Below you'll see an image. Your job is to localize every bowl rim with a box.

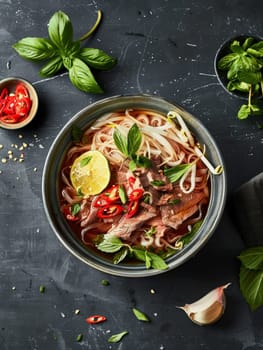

[214,33,263,100]
[42,94,227,277]
[0,76,39,130]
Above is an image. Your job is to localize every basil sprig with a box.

[12,10,117,93]
[217,37,263,120]
[113,123,151,170]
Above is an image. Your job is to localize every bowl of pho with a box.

[42,95,226,277]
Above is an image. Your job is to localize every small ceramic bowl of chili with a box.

[0,77,38,130]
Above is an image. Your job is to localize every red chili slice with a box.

[15,97,32,116]
[86,315,107,324]
[15,83,30,99]
[129,188,144,201]
[0,87,9,101]
[97,204,123,219]
[104,185,120,202]
[3,98,16,115]
[128,176,136,186]
[93,194,111,208]
[0,114,21,123]
[126,200,139,218]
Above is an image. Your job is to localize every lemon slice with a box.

[70,150,110,196]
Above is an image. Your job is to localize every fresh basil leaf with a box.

[230,40,244,54]
[48,11,73,50]
[132,308,150,322]
[39,55,63,77]
[71,203,81,216]
[108,331,128,343]
[79,47,117,70]
[147,251,168,270]
[178,220,203,246]
[238,246,263,270]
[217,53,239,70]
[164,163,192,183]
[80,156,92,167]
[130,154,152,169]
[237,71,262,84]
[69,58,103,93]
[250,104,262,114]
[113,247,129,264]
[242,37,255,50]
[145,251,152,269]
[72,125,83,142]
[237,104,251,120]
[247,48,263,58]
[12,37,56,61]
[168,198,181,205]
[96,234,124,253]
[127,123,142,155]
[250,41,263,51]
[227,80,250,92]
[239,264,263,311]
[113,127,128,156]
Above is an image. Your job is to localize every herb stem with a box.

[248,85,252,107]
[79,10,103,41]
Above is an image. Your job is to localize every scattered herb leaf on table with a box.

[12,10,117,93]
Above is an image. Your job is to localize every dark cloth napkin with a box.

[232,172,263,247]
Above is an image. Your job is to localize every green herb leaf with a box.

[12,37,56,61]
[129,154,152,170]
[127,123,142,155]
[39,285,45,293]
[230,40,244,54]
[227,80,251,92]
[168,198,181,205]
[101,279,110,286]
[237,104,251,120]
[71,203,81,216]
[108,331,128,343]
[132,308,150,322]
[177,220,203,246]
[237,71,262,84]
[69,58,103,93]
[113,127,129,156]
[242,37,255,50]
[132,249,168,270]
[76,333,83,342]
[237,246,263,270]
[79,47,117,70]
[48,11,73,51]
[118,185,127,204]
[218,53,239,71]
[164,163,192,183]
[96,234,124,253]
[113,247,129,264]
[39,56,63,77]
[239,264,263,311]
[80,156,92,167]
[150,180,165,187]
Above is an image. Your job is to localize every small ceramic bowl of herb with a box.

[0,77,38,130]
[214,34,263,119]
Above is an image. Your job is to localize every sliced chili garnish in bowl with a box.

[129,188,144,201]
[126,200,139,218]
[97,204,123,219]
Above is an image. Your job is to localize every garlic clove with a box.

[178,283,231,326]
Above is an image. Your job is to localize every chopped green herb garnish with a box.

[118,185,127,204]
[39,285,45,293]
[150,180,165,186]
[80,156,92,167]
[71,203,81,216]
[168,198,181,205]
[76,333,83,342]
[108,331,128,343]
[164,163,192,183]
[132,308,150,322]
[101,279,110,286]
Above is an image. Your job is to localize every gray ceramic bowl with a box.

[42,95,227,277]
[214,34,262,100]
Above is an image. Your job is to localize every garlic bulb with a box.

[178,283,231,325]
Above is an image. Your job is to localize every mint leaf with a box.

[239,264,263,311]
[132,308,150,322]
[238,246,263,270]
[108,331,128,343]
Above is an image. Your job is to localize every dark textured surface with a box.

[0,1,263,349]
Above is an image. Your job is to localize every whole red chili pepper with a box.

[86,315,107,324]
